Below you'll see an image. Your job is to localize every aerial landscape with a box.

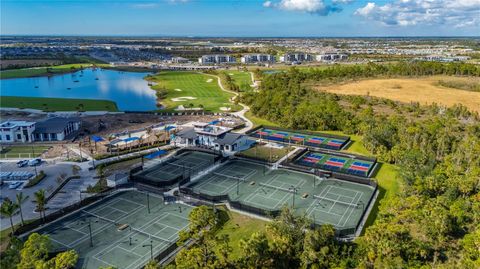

[0,1,479,269]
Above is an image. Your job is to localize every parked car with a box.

[8,181,23,189]
[28,158,41,166]
[17,160,28,167]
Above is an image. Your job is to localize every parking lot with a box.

[0,160,93,228]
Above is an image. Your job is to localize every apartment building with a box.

[279,52,315,63]
[198,54,236,64]
[316,53,348,62]
[240,54,276,63]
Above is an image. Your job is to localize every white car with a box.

[28,158,41,166]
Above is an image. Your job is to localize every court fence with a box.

[284,150,378,184]
[246,125,351,150]
[14,188,124,236]
[131,148,226,188]
[179,186,281,218]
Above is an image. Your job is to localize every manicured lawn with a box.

[223,70,253,91]
[147,71,240,112]
[0,63,107,79]
[237,143,293,162]
[216,210,267,259]
[0,96,118,112]
[0,145,51,159]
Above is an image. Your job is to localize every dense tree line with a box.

[236,66,480,268]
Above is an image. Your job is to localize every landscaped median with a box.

[0,96,119,112]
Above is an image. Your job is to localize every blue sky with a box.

[1,0,479,37]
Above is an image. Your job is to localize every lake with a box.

[0,68,158,111]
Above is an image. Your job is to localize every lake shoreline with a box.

[0,68,157,111]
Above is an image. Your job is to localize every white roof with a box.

[0,120,35,128]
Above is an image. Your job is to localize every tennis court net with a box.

[130,227,173,244]
[313,195,360,209]
[259,182,296,194]
[212,172,247,182]
[82,210,119,226]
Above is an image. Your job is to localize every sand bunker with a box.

[219,107,231,111]
[171,96,197,102]
[229,73,234,76]
[174,89,182,92]
[206,79,213,83]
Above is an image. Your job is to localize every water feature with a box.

[0,68,158,111]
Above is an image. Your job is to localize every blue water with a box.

[0,68,158,111]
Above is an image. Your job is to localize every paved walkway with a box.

[203,73,254,134]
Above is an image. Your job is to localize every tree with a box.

[238,232,272,268]
[144,260,161,269]
[16,192,29,226]
[34,189,47,221]
[17,233,78,269]
[175,206,231,269]
[0,198,19,235]
[46,250,79,269]
[18,233,51,269]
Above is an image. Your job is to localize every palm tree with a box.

[15,192,29,226]
[0,199,19,235]
[34,189,47,221]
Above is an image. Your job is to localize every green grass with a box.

[0,63,106,79]
[243,114,401,229]
[237,143,293,162]
[244,111,280,127]
[0,145,51,159]
[0,96,118,112]
[216,210,267,259]
[147,71,240,112]
[224,70,253,91]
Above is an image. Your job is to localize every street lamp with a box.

[289,185,298,209]
[143,240,153,260]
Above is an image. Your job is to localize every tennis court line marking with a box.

[92,212,179,267]
[92,255,117,268]
[305,185,333,219]
[68,204,146,247]
[339,192,363,228]
[48,237,71,249]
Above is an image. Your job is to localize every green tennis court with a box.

[186,159,375,232]
[30,191,192,269]
[135,151,215,186]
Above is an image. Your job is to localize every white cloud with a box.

[263,1,272,8]
[332,0,354,4]
[355,0,480,28]
[132,3,159,9]
[264,0,342,15]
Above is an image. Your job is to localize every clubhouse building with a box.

[173,122,249,154]
[0,117,81,143]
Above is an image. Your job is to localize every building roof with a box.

[176,128,198,139]
[214,133,244,145]
[0,120,35,128]
[33,117,80,134]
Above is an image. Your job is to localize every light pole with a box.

[88,221,93,247]
[31,145,38,177]
[143,240,153,260]
[146,193,150,214]
[289,185,298,209]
